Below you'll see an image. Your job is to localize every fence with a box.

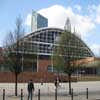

[1,87,100,100]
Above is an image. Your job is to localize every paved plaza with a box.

[0,93,100,100]
[0,81,100,100]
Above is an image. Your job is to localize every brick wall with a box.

[0,72,77,83]
[38,59,51,72]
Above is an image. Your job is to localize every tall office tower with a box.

[31,11,48,32]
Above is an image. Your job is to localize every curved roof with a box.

[20,27,94,58]
[25,27,63,38]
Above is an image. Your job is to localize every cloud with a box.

[25,5,96,38]
[38,5,67,28]
[38,5,95,38]
[90,44,100,57]
[95,15,100,24]
[95,5,100,24]
[88,4,100,24]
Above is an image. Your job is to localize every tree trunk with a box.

[15,72,18,96]
[68,74,71,95]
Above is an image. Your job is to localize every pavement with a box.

[0,94,100,100]
[0,81,100,100]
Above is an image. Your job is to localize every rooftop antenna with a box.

[64,17,71,32]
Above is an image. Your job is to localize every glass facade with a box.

[10,28,94,72]
[31,11,48,32]
[16,28,94,58]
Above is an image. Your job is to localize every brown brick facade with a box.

[38,59,51,72]
[0,72,77,83]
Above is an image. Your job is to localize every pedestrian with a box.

[27,80,34,100]
[54,77,59,88]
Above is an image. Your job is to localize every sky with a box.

[0,0,100,56]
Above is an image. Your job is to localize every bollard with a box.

[3,89,5,100]
[38,89,40,100]
[21,89,23,100]
[86,88,88,99]
[71,88,73,100]
[55,88,57,100]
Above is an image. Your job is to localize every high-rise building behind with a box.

[31,11,48,32]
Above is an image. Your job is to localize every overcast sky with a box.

[0,0,100,56]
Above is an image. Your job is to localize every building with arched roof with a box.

[0,12,98,82]
[0,27,98,82]
[10,27,94,73]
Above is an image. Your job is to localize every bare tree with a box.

[3,16,25,96]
